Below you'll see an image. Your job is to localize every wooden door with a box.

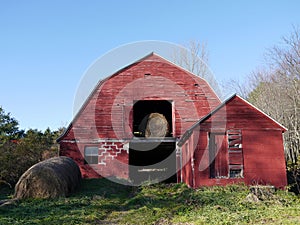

[209,133,228,178]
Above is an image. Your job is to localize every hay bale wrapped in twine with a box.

[145,113,169,138]
[14,156,81,199]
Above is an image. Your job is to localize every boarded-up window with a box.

[227,130,243,178]
[84,146,98,164]
[209,130,244,179]
[209,133,228,178]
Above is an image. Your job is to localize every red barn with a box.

[58,53,287,188]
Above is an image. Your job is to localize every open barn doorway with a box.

[132,100,173,137]
[129,100,177,184]
[129,141,177,184]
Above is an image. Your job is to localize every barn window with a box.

[227,130,244,178]
[209,130,244,179]
[84,146,98,164]
[229,167,243,178]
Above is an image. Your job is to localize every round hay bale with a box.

[14,156,81,199]
[145,113,169,138]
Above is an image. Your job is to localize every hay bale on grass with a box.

[14,156,81,199]
[145,113,169,138]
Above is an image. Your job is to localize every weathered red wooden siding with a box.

[187,95,287,188]
[181,139,194,187]
[59,53,220,179]
[242,130,286,188]
[92,54,220,139]
[192,131,244,187]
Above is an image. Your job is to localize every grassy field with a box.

[0,179,300,224]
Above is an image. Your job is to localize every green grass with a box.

[0,179,299,224]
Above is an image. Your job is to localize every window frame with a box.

[227,129,244,179]
[84,146,99,165]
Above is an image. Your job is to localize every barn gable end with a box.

[178,94,287,188]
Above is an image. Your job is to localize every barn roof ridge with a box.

[177,94,287,146]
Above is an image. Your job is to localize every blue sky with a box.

[0,1,299,131]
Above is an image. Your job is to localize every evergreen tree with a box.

[0,106,24,146]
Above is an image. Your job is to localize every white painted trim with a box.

[236,94,288,131]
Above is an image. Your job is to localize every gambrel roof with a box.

[57,52,220,142]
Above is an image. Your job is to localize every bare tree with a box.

[247,27,300,163]
[172,40,222,98]
[173,40,209,76]
[221,77,251,99]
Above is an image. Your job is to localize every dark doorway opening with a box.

[133,100,173,137]
[129,141,177,185]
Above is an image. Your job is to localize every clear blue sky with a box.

[0,1,299,131]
